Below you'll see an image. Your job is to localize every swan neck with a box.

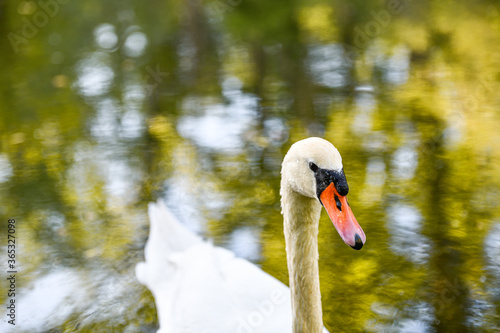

[282,186,323,333]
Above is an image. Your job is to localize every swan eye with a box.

[309,162,319,172]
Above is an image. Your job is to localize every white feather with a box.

[136,201,306,333]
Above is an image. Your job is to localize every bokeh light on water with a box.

[1,0,500,331]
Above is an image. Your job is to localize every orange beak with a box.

[320,183,366,250]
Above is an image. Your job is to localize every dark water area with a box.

[0,0,500,331]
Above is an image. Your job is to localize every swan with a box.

[136,137,366,333]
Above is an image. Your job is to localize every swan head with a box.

[282,137,366,250]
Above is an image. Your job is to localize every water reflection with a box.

[17,268,145,332]
[75,52,115,97]
[94,24,118,50]
[387,203,430,265]
[352,91,376,134]
[486,223,500,280]
[0,154,14,183]
[1,0,500,331]
[178,77,259,152]
[392,144,418,179]
[227,227,262,261]
[383,45,410,85]
[308,44,347,88]
[123,29,148,58]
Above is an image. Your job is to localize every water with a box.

[1,0,500,331]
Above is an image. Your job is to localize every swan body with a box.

[136,137,365,333]
[136,201,297,333]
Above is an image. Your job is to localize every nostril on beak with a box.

[351,234,364,250]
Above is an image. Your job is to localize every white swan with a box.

[136,137,366,333]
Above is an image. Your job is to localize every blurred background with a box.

[1,0,500,331]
